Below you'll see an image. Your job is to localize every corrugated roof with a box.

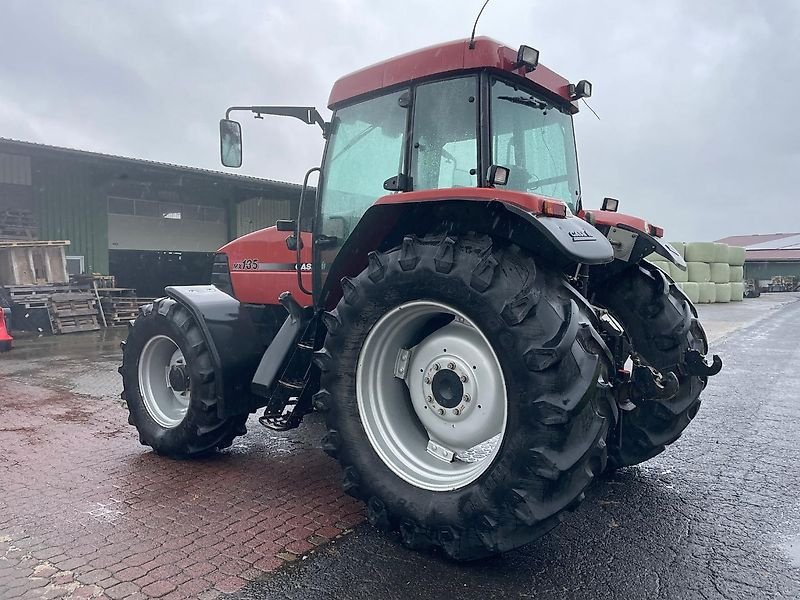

[745,249,800,262]
[745,234,800,251]
[716,233,800,248]
[0,137,302,191]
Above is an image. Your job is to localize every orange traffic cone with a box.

[0,307,12,352]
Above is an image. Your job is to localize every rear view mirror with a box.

[220,119,242,168]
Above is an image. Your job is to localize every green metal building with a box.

[0,138,301,295]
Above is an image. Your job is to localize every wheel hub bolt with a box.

[424,376,431,384]
[426,395,433,403]
[438,408,445,416]
[433,363,440,371]
[460,375,468,383]
[463,394,471,402]
[453,408,460,416]
[447,362,456,370]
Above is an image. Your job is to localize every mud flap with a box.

[250,292,314,398]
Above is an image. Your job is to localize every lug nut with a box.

[424,376,431,384]
[438,408,445,416]
[453,408,460,416]
[426,395,433,403]
[433,363,440,371]
[463,394,471,402]
[447,362,456,370]
[460,375,468,383]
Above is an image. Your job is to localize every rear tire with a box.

[315,234,612,560]
[120,298,248,457]
[595,262,708,469]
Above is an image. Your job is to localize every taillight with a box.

[542,199,568,218]
[211,253,235,297]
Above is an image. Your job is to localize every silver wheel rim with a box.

[138,335,191,429]
[356,300,508,492]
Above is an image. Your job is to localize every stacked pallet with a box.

[96,288,154,326]
[3,283,77,309]
[0,208,38,240]
[47,293,101,334]
[648,243,746,303]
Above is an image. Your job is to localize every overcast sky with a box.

[1,1,798,241]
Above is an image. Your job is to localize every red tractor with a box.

[120,37,721,560]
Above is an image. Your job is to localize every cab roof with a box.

[328,37,575,109]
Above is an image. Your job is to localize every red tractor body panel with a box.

[328,37,575,109]
[374,187,567,215]
[581,209,664,238]
[219,227,312,305]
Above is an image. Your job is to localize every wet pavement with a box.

[1,294,798,599]
[0,329,362,599]
[228,294,800,600]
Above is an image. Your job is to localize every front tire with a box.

[120,298,247,457]
[315,234,612,560]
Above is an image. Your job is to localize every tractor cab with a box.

[219,38,596,301]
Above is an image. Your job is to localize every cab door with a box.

[313,89,409,302]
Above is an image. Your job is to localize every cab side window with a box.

[411,77,479,190]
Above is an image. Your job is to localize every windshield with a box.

[490,79,580,211]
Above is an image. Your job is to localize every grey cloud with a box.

[1,0,798,241]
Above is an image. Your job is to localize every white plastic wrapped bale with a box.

[728,246,746,267]
[713,243,729,264]
[687,261,712,283]
[685,242,717,263]
[645,250,667,262]
[677,281,700,303]
[730,266,744,282]
[698,282,716,304]
[668,241,686,258]
[645,255,670,273]
[715,282,732,303]
[668,262,688,282]
[730,281,745,302]
[710,262,731,284]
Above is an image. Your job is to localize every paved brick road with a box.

[0,331,363,599]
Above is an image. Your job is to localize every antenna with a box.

[468,0,492,49]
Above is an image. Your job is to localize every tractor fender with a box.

[319,189,613,308]
[164,285,281,417]
[584,210,686,270]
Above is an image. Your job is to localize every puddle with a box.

[781,536,800,568]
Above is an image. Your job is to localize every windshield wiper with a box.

[330,124,377,162]
[497,95,549,111]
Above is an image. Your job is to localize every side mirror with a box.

[220,119,242,168]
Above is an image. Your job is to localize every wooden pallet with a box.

[100,296,155,326]
[0,240,70,248]
[3,284,83,308]
[48,293,100,334]
[0,209,38,240]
